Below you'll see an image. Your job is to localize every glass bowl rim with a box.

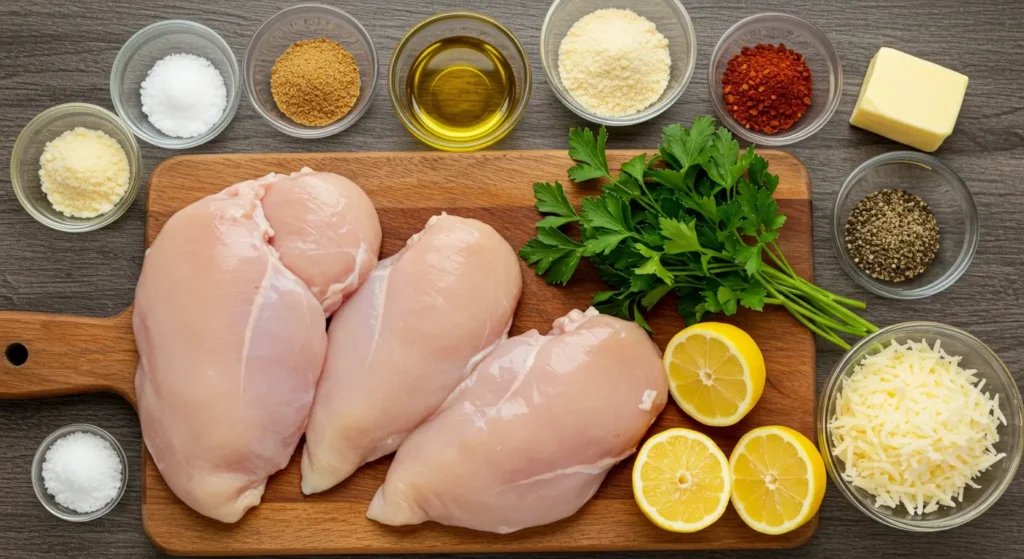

[243,3,379,140]
[31,423,129,522]
[387,10,532,151]
[10,102,142,233]
[830,151,979,300]
[707,12,843,146]
[816,321,1024,532]
[539,0,697,127]
[109,19,242,149]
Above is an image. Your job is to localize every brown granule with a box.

[271,38,360,127]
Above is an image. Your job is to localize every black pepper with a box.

[844,189,940,283]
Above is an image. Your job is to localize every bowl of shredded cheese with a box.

[819,322,1023,531]
[11,103,142,232]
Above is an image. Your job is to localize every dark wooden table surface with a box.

[2,0,1023,557]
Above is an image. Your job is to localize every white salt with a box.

[42,431,123,513]
[140,53,227,138]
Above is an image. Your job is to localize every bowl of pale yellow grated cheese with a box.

[818,322,1023,531]
[11,103,142,233]
[541,0,696,126]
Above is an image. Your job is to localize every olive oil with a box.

[406,36,517,142]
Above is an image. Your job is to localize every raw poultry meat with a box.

[301,214,522,495]
[261,170,381,315]
[134,170,380,523]
[366,308,667,533]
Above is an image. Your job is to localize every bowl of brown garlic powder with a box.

[832,151,979,300]
[244,4,378,139]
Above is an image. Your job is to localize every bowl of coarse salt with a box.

[32,424,127,522]
[111,20,241,149]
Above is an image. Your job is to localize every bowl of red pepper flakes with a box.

[708,13,842,146]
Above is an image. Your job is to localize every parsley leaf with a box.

[733,242,763,276]
[660,217,702,254]
[582,196,631,233]
[568,127,609,182]
[641,283,673,310]
[717,285,739,315]
[519,228,584,285]
[747,155,780,193]
[634,245,674,286]
[660,117,715,171]
[533,181,579,221]
[620,153,649,186]
[536,215,580,228]
[583,232,630,256]
[739,283,767,311]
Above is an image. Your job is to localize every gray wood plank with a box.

[1,0,1022,557]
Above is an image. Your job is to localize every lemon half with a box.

[663,322,766,427]
[729,425,826,535]
[632,428,731,533]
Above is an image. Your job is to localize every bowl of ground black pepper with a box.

[833,152,979,300]
[708,13,842,146]
[244,4,378,138]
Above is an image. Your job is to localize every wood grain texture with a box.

[1,1,1023,558]
[3,149,812,555]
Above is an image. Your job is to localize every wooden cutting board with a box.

[0,149,815,555]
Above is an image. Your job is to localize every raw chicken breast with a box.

[134,171,380,523]
[301,214,522,495]
[366,308,667,534]
[261,169,381,315]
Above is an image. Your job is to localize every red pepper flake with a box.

[721,43,812,135]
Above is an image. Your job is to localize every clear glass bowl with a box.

[245,4,378,139]
[832,152,978,299]
[818,322,1023,531]
[541,0,696,126]
[708,13,842,146]
[111,20,241,149]
[32,424,129,522]
[388,11,531,151]
[10,103,142,233]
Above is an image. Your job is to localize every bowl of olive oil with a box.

[389,12,531,151]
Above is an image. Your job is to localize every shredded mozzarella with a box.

[828,338,1006,515]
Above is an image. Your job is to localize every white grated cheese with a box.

[828,338,1006,515]
[557,9,671,117]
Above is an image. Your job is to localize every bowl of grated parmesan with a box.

[11,103,142,232]
[818,322,1023,531]
[541,0,696,126]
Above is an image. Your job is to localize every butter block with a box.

[850,48,968,152]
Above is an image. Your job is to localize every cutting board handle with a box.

[0,308,137,406]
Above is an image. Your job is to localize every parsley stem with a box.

[774,294,849,349]
[764,241,795,276]
[764,272,876,334]
[759,276,868,336]
[762,267,872,316]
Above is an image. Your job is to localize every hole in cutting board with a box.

[4,343,28,367]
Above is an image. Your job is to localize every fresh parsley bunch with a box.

[520,117,877,349]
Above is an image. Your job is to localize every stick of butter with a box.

[850,48,968,152]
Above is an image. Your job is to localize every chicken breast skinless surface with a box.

[134,170,381,523]
[301,214,523,495]
[366,308,668,533]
